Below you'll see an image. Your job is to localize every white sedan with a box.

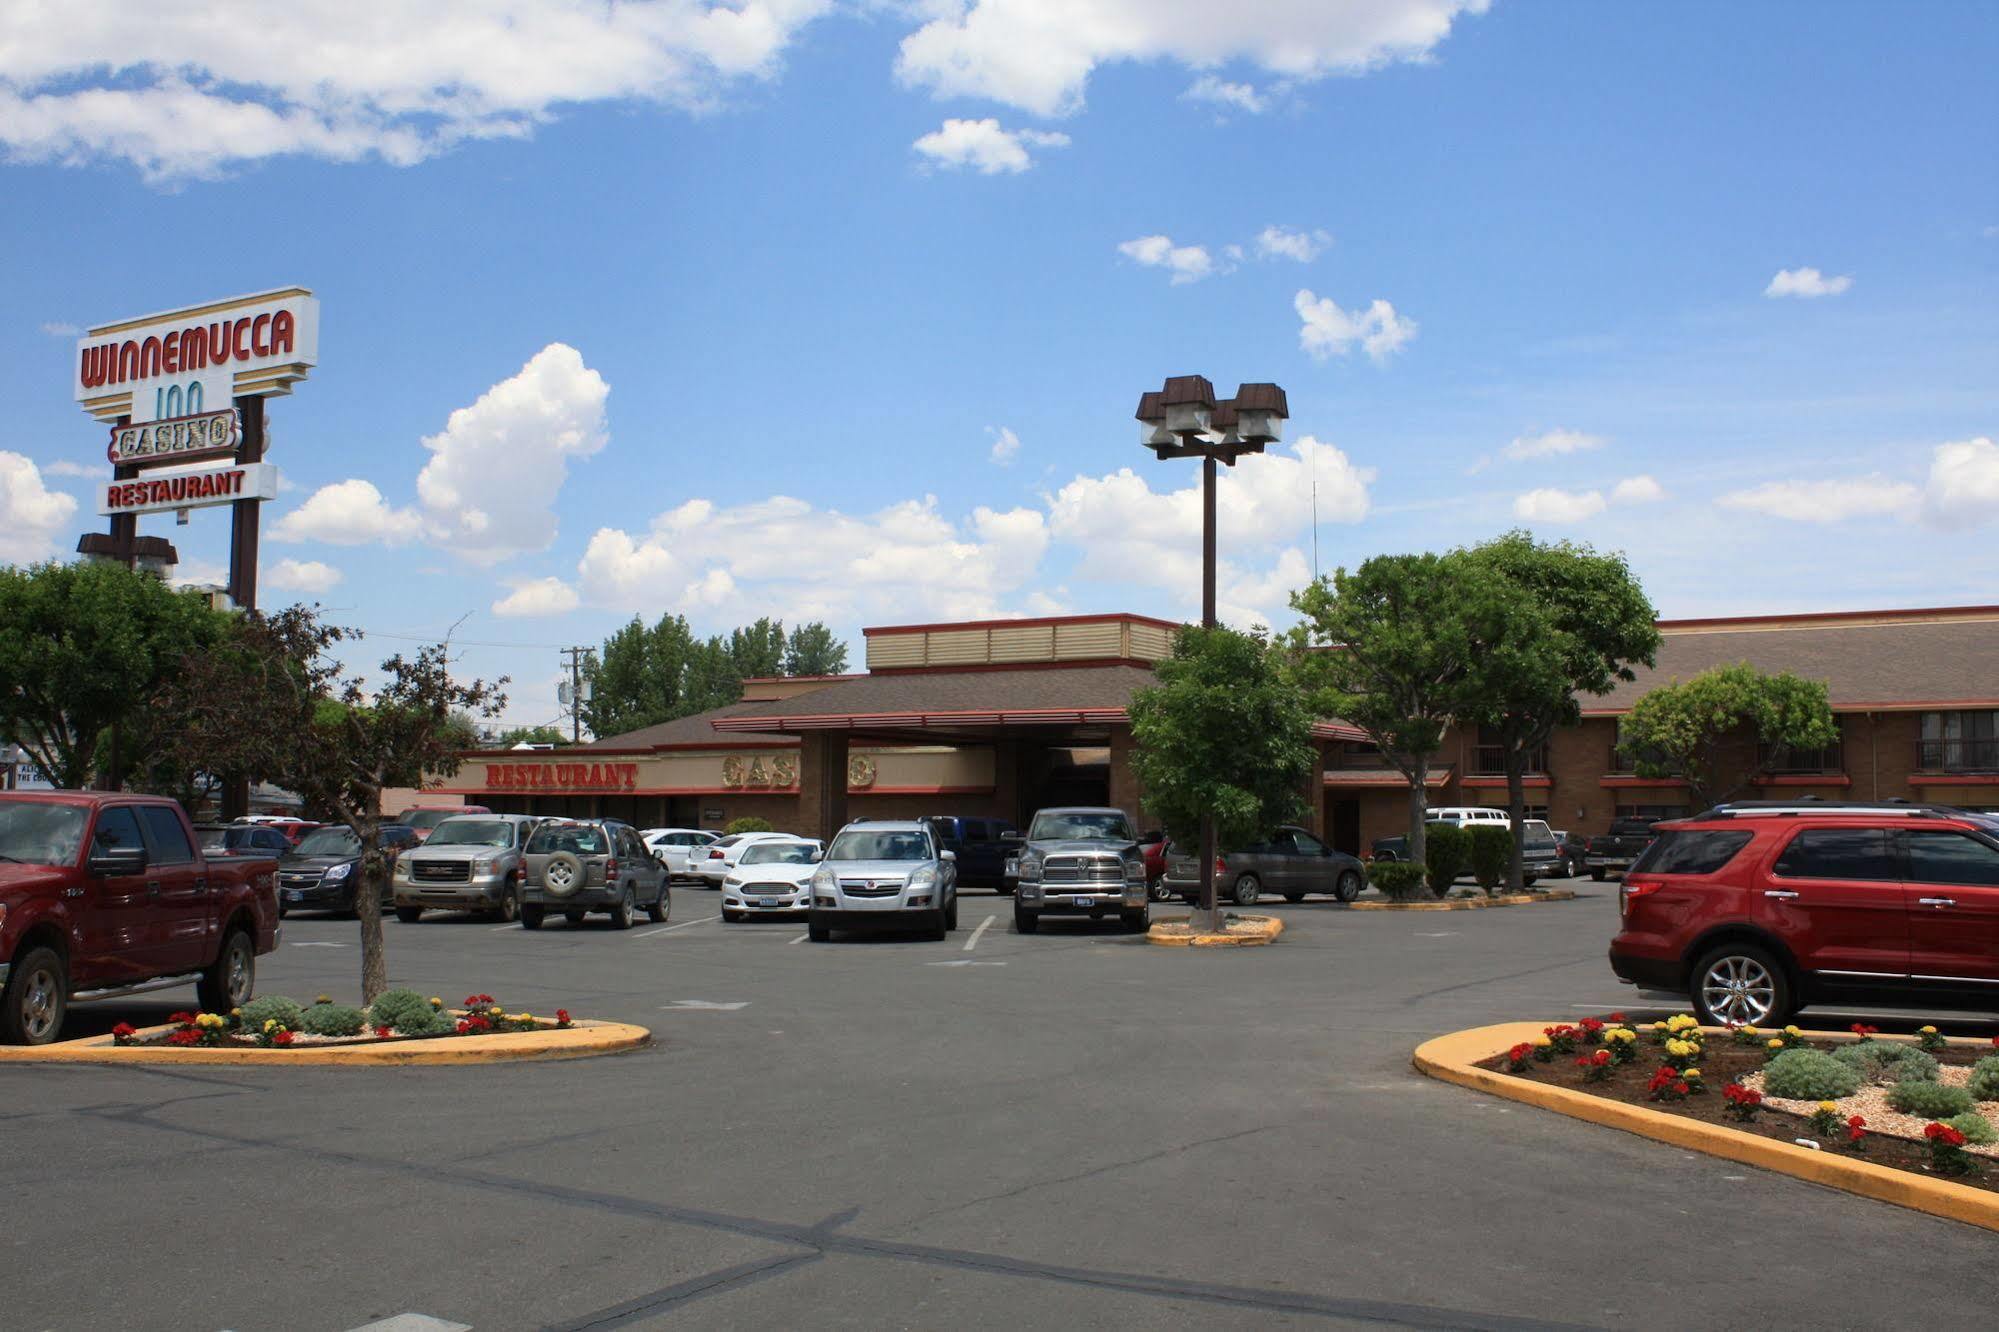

[721,839,823,921]
[642,827,719,880]
[692,830,794,887]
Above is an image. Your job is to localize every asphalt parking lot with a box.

[11,887,1998,1331]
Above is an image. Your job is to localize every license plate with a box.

[1072,895,1093,907]
[759,897,781,908]
[285,889,304,901]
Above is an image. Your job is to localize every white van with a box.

[1427,806,1510,829]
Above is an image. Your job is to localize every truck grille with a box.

[839,879,903,898]
[1043,856,1123,884]
[280,869,323,889]
[412,860,472,883]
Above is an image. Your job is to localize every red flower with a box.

[1592,1050,1611,1065]
[556,1009,571,1025]
[273,1030,293,1047]
[1850,1023,1878,1038]
[166,1029,201,1046]
[1581,1017,1604,1033]
[1923,1122,1967,1147]
[168,1011,196,1025]
[455,1020,470,1035]
[111,1022,136,1039]
[1608,1012,1627,1024]
[375,1025,392,1039]
[1848,1115,1866,1128]
[1672,1081,1690,1095]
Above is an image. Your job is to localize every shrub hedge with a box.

[1762,1047,1864,1100]
[1424,824,1470,898]
[1467,825,1511,896]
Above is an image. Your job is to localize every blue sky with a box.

[2,1,1995,730]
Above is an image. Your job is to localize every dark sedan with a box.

[277,823,418,916]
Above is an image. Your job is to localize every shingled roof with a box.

[1590,607,1999,713]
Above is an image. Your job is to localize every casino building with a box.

[433,605,1999,850]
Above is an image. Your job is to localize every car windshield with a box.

[1027,812,1133,841]
[0,801,88,866]
[294,827,360,857]
[527,825,608,856]
[400,809,466,832]
[742,842,816,866]
[197,828,233,850]
[827,829,932,861]
[425,819,515,848]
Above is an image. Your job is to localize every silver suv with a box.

[520,819,669,931]
[392,813,541,923]
[1009,806,1148,935]
[807,821,958,942]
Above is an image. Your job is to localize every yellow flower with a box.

[1919,1025,1938,1035]
[429,996,443,1009]
[517,1012,534,1023]
[316,994,332,1005]
[1651,1021,1667,1032]
[1667,1014,1698,1032]
[1783,1025,1803,1037]
[1741,1024,1759,1035]
[1665,1038,1699,1058]
[1534,1036,1552,1048]
[263,1019,278,1032]
[1683,1068,1702,1080]
[1767,1038,1784,1050]
[1817,1100,1839,1114]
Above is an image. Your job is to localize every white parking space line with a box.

[489,922,520,931]
[633,915,719,939]
[789,931,809,944]
[289,941,347,948]
[963,915,996,951]
[346,1315,471,1332]
[662,999,749,1010]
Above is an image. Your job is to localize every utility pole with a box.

[559,646,594,743]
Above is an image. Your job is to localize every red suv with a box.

[1609,802,1999,1027]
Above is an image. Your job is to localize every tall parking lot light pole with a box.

[1135,376,1288,927]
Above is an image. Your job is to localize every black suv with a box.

[920,816,1017,889]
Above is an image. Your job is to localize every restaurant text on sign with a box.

[488,762,640,793]
[96,463,279,518]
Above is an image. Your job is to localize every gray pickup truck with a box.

[1007,806,1150,935]
[392,813,542,923]
[1585,818,1662,881]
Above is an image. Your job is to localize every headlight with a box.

[1124,857,1145,880]
[472,857,499,875]
[907,865,938,891]
[724,875,742,888]
[812,865,835,891]
[392,859,410,879]
[1018,851,1042,880]
[325,862,352,881]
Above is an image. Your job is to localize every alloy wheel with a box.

[21,964,59,1043]
[1700,955,1776,1025]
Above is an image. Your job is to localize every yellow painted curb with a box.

[1352,889,1578,912]
[1414,1021,1999,1234]
[0,1018,652,1067]
[1146,914,1284,947]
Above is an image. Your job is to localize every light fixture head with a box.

[1158,374,1216,438]
[1134,390,1172,448]
[1231,382,1288,444]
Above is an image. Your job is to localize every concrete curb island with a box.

[1414,1020,1999,1235]
[1352,889,1579,912]
[0,1018,653,1067]
[1146,914,1284,947]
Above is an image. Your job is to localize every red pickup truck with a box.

[0,792,280,1045]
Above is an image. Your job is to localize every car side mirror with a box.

[89,845,148,877]
[810,849,824,863]
[940,849,957,862]
[1001,831,1023,843]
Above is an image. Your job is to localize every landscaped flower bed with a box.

[1480,1016,1999,1191]
[110,990,576,1050]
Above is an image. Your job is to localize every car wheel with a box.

[1283,891,1305,904]
[1148,879,1173,903]
[723,909,743,923]
[1590,866,1607,882]
[808,917,831,942]
[495,889,519,924]
[1120,907,1149,934]
[520,904,544,930]
[996,879,1015,897]
[1334,869,1363,903]
[394,905,423,924]
[565,911,587,926]
[647,885,670,924]
[944,894,959,931]
[196,930,255,1013]
[1,946,67,1046]
[1691,943,1794,1028]
[1014,904,1040,934]
[925,912,947,942]
[1523,875,1538,889]
[610,887,636,930]
[1232,874,1262,906]
[277,902,289,919]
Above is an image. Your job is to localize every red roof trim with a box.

[866,657,1156,676]
[863,612,1183,637]
[1909,774,1999,786]
[1582,699,1999,718]
[736,673,866,685]
[856,785,997,796]
[1460,775,1553,790]
[1600,776,1688,789]
[1754,774,1854,788]
[1656,604,1999,631]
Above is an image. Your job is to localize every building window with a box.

[1918,711,1999,773]
[1608,720,1668,775]
[1756,736,1845,774]
[1615,803,1687,821]
[1473,726,1547,776]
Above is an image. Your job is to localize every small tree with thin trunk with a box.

[1617,663,1839,811]
[1288,552,1505,882]
[1459,532,1660,891]
[147,606,503,1001]
[1129,626,1315,932]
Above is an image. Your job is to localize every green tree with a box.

[0,561,228,789]
[1288,552,1506,872]
[783,622,849,676]
[1460,532,1660,890]
[729,617,788,679]
[1617,663,1840,811]
[495,724,569,748]
[1129,626,1315,930]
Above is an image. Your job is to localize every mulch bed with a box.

[1476,1023,1999,1194]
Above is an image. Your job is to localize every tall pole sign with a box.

[73,287,319,610]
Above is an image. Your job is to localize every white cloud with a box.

[1294,289,1416,362]
[1513,488,1608,524]
[988,425,1022,466]
[1764,267,1853,298]
[1117,234,1219,284]
[1182,75,1267,115]
[414,343,609,565]
[41,459,104,479]
[1046,436,1372,601]
[911,117,1068,173]
[1610,475,1666,505]
[1255,225,1331,263]
[0,2,836,180]
[1923,437,1999,530]
[576,494,1050,622]
[493,576,581,617]
[896,0,1488,118]
[266,558,343,594]
[40,321,80,337]
[0,452,78,563]
[1718,476,1920,523]
[1503,428,1604,462]
[168,559,229,590]
[271,479,422,546]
